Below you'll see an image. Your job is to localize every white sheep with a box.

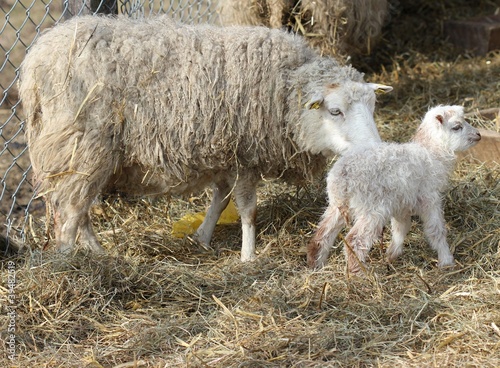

[307,105,481,274]
[19,15,392,261]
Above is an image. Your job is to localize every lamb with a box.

[19,15,392,261]
[307,105,481,274]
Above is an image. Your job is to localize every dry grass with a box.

[1,1,500,367]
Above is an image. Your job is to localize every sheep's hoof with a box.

[56,244,75,255]
[190,232,213,249]
[437,258,456,269]
[240,253,257,262]
[186,235,216,254]
[86,242,106,254]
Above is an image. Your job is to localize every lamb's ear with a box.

[436,114,444,124]
[367,83,393,94]
[305,92,324,110]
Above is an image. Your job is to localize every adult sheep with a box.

[19,15,392,261]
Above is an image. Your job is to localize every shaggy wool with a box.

[20,15,364,206]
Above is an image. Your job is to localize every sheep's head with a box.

[421,105,481,153]
[297,81,392,156]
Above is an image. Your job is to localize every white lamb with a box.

[307,105,481,274]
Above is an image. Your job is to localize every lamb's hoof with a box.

[347,261,370,277]
[386,248,403,263]
[306,250,328,270]
[308,258,327,270]
[437,253,455,268]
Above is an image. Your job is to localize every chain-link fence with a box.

[0,0,220,252]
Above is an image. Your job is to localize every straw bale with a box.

[218,0,389,55]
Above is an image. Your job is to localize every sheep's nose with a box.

[476,131,481,141]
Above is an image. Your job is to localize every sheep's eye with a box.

[329,108,342,116]
[451,124,463,131]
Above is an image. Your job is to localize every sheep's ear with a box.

[305,92,324,110]
[436,114,444,124]
[368,83,393,94]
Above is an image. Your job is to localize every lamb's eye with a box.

[451,124,463,131]
[329,108,342,116]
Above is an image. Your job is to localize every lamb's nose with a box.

[476,131,482,141]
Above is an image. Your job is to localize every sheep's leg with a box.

[53,207,62,244]
[79,211,105,253]
[307,205,346,269]
[194,181,231,247]
[52,193,104,253]
[234,175,259,262]
[420,204,454,268]
[55,204,84,254]
[345,216,383,274]
[386,214,412,262]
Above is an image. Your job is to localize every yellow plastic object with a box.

[217,199,239,224]
[171,199,239,238]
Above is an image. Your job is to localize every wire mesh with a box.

[0,0,220,253]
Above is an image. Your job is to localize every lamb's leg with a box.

[386,214,412,262]
[234,175,259,262]
[307,205,346,269]
[194,181,231,247]
[420,204,454,268]
[345,215,384,274]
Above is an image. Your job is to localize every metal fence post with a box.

[63,0,118,19]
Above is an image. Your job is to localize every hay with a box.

[218,0,389,56]
[2,160,498,366]
[1,1,500,366]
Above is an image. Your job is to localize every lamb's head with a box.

[419,105,481,152]
[297,81,392,156]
